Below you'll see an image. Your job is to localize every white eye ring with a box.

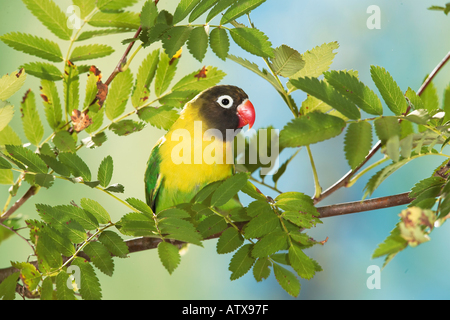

[217,95,234,109]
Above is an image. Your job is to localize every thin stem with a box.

[347,157,389,188]
[307,146,322,199]
[249,176,282,194]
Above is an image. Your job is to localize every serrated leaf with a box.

[140,0,158,29]
[273,263,300,297]
[289,243,316,280]
[173,0,202,24]
[197,214,227,238]
[270,45,304,78]
[420,77,439,113]
[70,44,115,62]
[55,204,99,230]
[243,209,280,239]
[216,227,244,254]
[0,32,63,62]
[206,0,237,22]
[154,51,179,97]
[325,70,383,115]
[374,116,400,144]
[76,28,134,42]
[172,66,226,92]
[229,243,255,280]
[159,217,203,246]
[187,26,208,62]
[22,61,61,81]
[0,104,14,134]
[189,0,220,22]
[40,276,53,300]
[55,271,77,300]
[11,262,41,292]
[83,242,114,276]
[40,79,63,130]
[132,49,160,108]
[63,61,79,118]
[158,241,181,274]
[109,119,146,136]
[209,27,229,61]
[372,224,407,266]
[59,152,91,181]
[38,223,74,256]
[159,90,198,108]
[279,112,346,148]
[138,106,179,130]
[98,230,129,258]
[344,121,372,169]
[105,68,133,121]
[104,183,124,193]
[0,169,14,185]
[126,197,153,216]
[98,155,113,188]
[252,231,288,258]
[0,157,12,170]
[0,272,19,300]
[6,144,48,174]
[89,11,140,29]
[211,173,248,207]
[21,90,44,146]
[71,257,102,300]
[116,212,156,236]
[35,173,55,188]
[370,66,407,116]
[253,257,271,282]
[162,26,193,58]
[0,69,27,101]
[410,176,445,199]
[80,198,111,224]
[229,27,274,58]
[0,126,22,147]
[289,77,360,119]
[386,135,400,162]
[221,0,266,24]
[97,0,138,11]
[52,131,77,153]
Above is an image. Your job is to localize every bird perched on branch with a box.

[145,85,255,213]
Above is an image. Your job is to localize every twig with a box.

[0,186,38,223]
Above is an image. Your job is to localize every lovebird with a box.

[145,85,255,213]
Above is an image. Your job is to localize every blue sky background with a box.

[1,0,450,299]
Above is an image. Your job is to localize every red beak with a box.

[236,99,255,129]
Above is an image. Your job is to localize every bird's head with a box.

[192,85,255,136]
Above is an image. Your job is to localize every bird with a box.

[145,85,255,213]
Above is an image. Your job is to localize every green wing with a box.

[144,138,163,212]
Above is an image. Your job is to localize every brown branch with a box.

[0,186,38,223]
[314,50,450,205]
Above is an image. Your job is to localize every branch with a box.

[314,50,450,204]
[0,186,38,223]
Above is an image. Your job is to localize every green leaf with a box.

[187,26,208,62]
[22,0,72,40]
[273,263,300,297]
[372,224,407,265]
[10,262,41,292]
[410,176,445,199]
[0,272,19,300]
[109,119,146,136]
[189,0,220,22]
[37,223,74,256]
[0,169,14,185]
[158,241,181,274]
[0,69,27,101]
[206,0,237,22]
[159,208,191,219]
[279,112,346,148]
[216,227,244,254]
[0,104,14,134]
[374,116,401,144]
[89,11,140,29]
[0,157,12,170]
[270,45,304,78]
[83,242,114,276]
[70,44,115,62]
[63,61,79,118]
[141,0,158,29]
[253,257,271,282]
[52,131,77,153]
[40,276,54,300]
[98,230,129,258]
[159,217,203,246]
[97,0,138,11]
[209,27,229,61]
[55,271,77,300]
[173,0,202,24]
[211,173,248,207]
[221,0,266,25]
[229,27,274,58]
[344,121,373,169]
[71,257,102,300]
[243,209,280,239]
[6,144,47,174]
[126,197,153,216]
[105,68,133,121]
[252,231,288,258]
[20,90,44,146]
[36,203,86,243]
[55,204,99,231]
[104,183,124,193]
[197,215,227,238]
[76,28,134,42]
[289,77,360,119]
[229,243,256,280]
[370,66,407,116]
[35,173,55,188]
[80,198,111,224]
[159,90,198,108]
[289,243,316,279]
[172,66,226,92]
[162,26,193,58]
[325,70,383,115]
[154,51,179,97]
[116,212,156,236]
[132,49,160,108]
[420,78,439,113]
[0,32,63,62]
[40,79,63,130]
[98,155,113,188]
[386,135,400,162]
[59,152,91,181]
[0,126,22,147]
[22,61,61,81]
[138,106,179,130]
[240,180,266,201]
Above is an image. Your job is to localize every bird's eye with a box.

[217,95,234,109]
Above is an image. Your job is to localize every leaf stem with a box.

[306,146,322,199]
